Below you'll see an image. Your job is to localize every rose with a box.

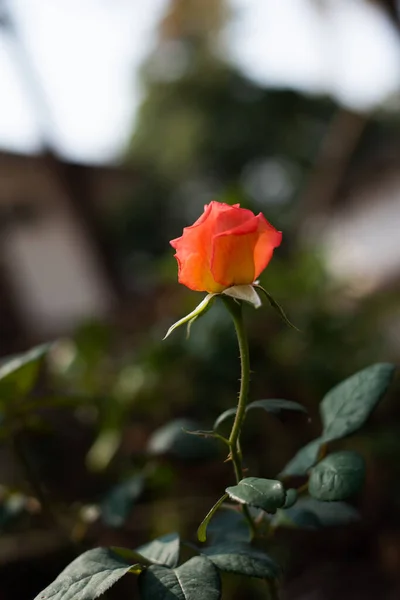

[170,201,282,293]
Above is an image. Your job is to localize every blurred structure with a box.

[0,150,137,353]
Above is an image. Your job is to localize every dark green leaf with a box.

[147,419,219,461]
[213,408,237,431]
[285,497,360,527]
[246,399,307,417]
[33,547,137,600]
[101,475,144,528]
[308,451,366,501]
[136,533,180,568]
[0,344,51,397]
[138,556,221,600]
[271,508,321,530]
[320,363,395,441]
[202,543,280,580]
[279,438,323,477]
[206,506,252,544]
[226,477,286,513]
[282,488,298,509]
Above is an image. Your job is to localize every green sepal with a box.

[164,294,217,340]
[222,285,262,308]
[254,285,299,330]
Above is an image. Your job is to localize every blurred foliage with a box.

[2,1,400,599]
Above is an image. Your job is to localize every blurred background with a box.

[1,0,400,598]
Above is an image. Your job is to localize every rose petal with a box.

[211,214,281,287]
[170,202,281,293]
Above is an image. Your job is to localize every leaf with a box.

[33,547,138,600]
[100,475,145,528]
[246,399,307,417]
[222,285,262,309]
[308,451,366,501]
[197,494,228,542]
[271,508,321,530]
[147,419,219,461]
[213,408,237,431]
[138,556,221,600]
[206,506,252,544]
[254,286,299,330]
[284,497,360,527]
[279,438,323,477]
[164,294,217,340]
[0,344,51,397]
[136,533,180,568]
[320,363,395,442]
[86,429,121,472]
[282,488,298,509]
[226,477,286,513]
[202,543,280,580]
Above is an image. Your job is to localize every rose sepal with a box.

[254,285,299,330]
[222,284,262,309]
[163,293,218,340]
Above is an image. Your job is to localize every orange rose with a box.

[170,202,282,293]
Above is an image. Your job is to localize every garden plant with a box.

[4,201,395,599]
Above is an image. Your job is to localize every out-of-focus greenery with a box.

[3,1,400,599]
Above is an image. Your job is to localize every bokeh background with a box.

[1,0,400,598]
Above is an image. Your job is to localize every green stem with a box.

[222,297,256,538]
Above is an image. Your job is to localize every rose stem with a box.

[222,296,256,538]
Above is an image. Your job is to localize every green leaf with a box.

[206,506,252,544]
[213,408,237,431]
[138,556,221,600]
[222,285,262,308]
[246,399,307,417]
[86,429,121,472]
[282,488,298,509]
[197,494,228,543]
[100,475,144,528]
[147,419,219,461]
[308,451,366,501]
[279,438,323,477]
[136,533,180,568]
[33,547,138,600]
[0,344,51,397]
[202,543,280,580]
[271,508,320,530]
[320,363,395,442]
[226,477,286,513]
[164,294,217,340]
[284,497,360,527]
[254,286,299,330]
